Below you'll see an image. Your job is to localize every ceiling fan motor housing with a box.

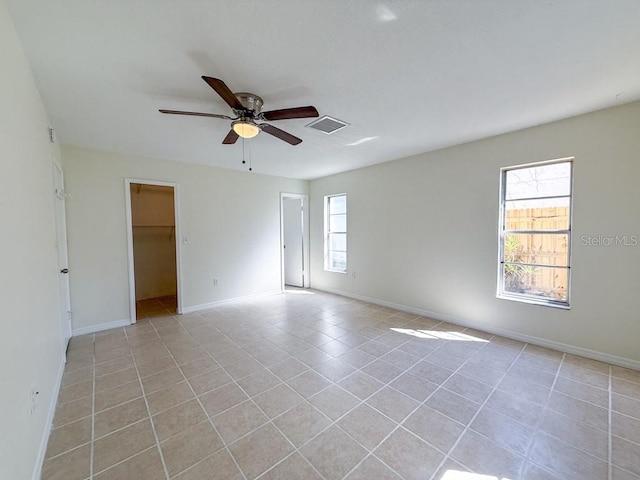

[234,92,263,116]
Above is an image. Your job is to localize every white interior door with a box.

[283,197,304,287]
[53,161,72,354]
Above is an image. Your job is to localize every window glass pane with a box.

[503,233,569,266]
[505,162,571,200]
[503,265,568,302]
[329,213,346,232]
[329,251,347,271]
[325,194,347,272]
[505,198,570,231]
[329,195,346,214]
[329,233,346,251]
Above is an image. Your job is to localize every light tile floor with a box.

[43,289,640,480]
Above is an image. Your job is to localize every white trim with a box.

[173,183,184,315]
[280,193,310,290]
[316,287,640,371]
[497,157,574,308]
[32,355,66,480]
[72,318,131,336]
[324,193,347,274]
[124,180,136,323]
[124,178,183,324]
[181,290,282,314]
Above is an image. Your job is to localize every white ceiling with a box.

[6,0,640,180]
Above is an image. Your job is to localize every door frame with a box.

[280,193,310,290]
[52,156,72,354]
[124,178,183,323]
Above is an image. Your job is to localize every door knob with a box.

[60,268,69,274]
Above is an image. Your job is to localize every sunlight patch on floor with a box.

[390,328,490,343]
[284,288,316,295]
[440,470,509,480]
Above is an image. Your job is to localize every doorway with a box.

[125,179,182,322]
[280,193,310,289]
[53,159,71,355]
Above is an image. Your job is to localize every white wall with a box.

[62,145,308,330]
[310,101,640,365]
[0,1,65,478]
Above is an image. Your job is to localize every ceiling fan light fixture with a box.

[232,120,260,139]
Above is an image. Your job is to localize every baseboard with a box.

[32,354,66,480]
[72,290,284,332]
[181,290,283,314]
[72,318,131,336]
[316,287,640,371]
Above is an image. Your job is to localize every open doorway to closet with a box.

[280,193,310,290]
[125,179,182,322]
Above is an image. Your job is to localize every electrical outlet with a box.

[352,271,356,279]
[213,277,220,287]
[29,385,39,415]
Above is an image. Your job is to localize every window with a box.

[498,159,573,308]
[325,194,347,273]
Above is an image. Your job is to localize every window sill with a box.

[325,268,347,274]
[497,293,570,310]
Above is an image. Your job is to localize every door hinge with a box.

[55,188,72,200]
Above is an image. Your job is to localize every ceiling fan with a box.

[160,76,319,146]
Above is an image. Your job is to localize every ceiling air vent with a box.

[305,115,349,134]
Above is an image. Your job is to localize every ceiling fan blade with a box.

[261,124,302,145]
[202,76,245,111]
[159,109,233,120]
[262,106,319,121]
[222,129,239,144]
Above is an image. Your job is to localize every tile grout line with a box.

[269,316,442,478]
[523,354,618,476]
[179,308,416,479]
[124,326,172,480]
[61,292,637,480]
[91,444,159,478]
[189,311,328,480]
[425,337,528,480]
[150,313,250,480]
[61,321,427,430]
[548,384,617,412]
[339,328,502,479]
[217,315,494,479]
[89,333,96,480]
[247,316,432,479]
[338,333,460,479]
[519,352,566,480]
[42,442,92,464]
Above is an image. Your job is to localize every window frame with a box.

[497,157,574,309]
[324,193,347,274]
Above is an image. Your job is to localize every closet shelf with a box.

[132,224,175,239]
